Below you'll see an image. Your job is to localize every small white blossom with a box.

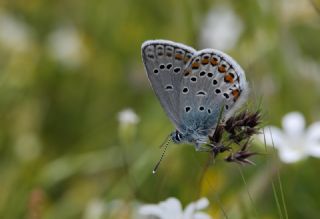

[47,25,86,68]
[258,112,320,163]
[0,11,33,52]
[139,197,212,219]
[118,108,140,126]
[83,199,105,219]
[200,6,243,51]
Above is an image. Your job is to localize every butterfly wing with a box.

[179,49,248,136]
[141,40,196,131]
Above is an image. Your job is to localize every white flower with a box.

[200,6,243,51]
[118,108,140,126]
[83,199,105,219]
[139,197,212,219]
[0,11,33,52]
[47,25,86,68]
[259,112,320,163]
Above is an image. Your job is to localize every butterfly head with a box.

[170,129,209,146]
[170,130,184,144]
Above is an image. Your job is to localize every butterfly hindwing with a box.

[141,40,196,130]
[179,49,248,135]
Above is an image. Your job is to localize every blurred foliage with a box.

[0,0,320,218]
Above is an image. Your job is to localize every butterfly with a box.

[142,40,248,151]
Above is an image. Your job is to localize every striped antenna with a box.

[152,137,172,174]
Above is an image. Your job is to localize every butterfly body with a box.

[142,40,248,150]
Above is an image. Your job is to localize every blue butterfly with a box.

[142,40,248,151]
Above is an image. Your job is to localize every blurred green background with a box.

[1,0,320,218]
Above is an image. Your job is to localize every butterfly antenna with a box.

[159,134,171,148]
[152,138,172,174]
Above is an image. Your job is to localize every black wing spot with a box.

[213,79,218,85]
[147,54,155,59]
[225,105,229,110]
[200,71,206,77]
[165,85,173,91]
[196,90,207,96]
[190,77,197,82]
[153,69,159,74]
[207,72,213,77]
[159,64,165,69]
[185,106,191,112]
[207,109,211,114]
[166,63,172,69]
[215,89,221,94]
[199,106,205,111]
[182,87,189,94]
[174,67,181,73]
[223,93,230,99]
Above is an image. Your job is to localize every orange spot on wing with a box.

[175,54,183,60]
[201,58,209,65]
[224,75,234,83]
[232,89,240,101]
[192,62,200,69]
[210,57,219,66]
[218,65,227,73]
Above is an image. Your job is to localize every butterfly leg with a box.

[195,143,213,152]
[195,142,231,155]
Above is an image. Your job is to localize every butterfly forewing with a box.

[141,40,196,130]
[179,49,248,134]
